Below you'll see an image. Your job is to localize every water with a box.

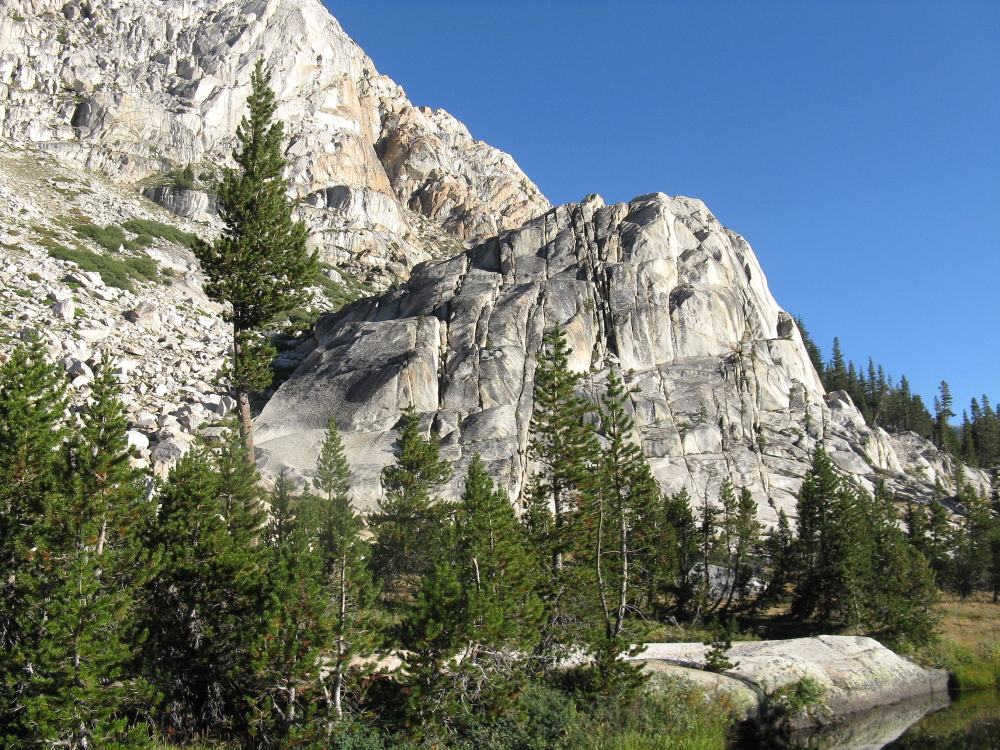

[765,689,1000,749]
[883,690,1000,749]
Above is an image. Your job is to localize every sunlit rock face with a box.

[256,192,978,519]
[0,0,550,288]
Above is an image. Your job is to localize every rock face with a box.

[0,0,550,289]
[637,636,949,726]
[255,193,987,515]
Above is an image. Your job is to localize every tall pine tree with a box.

[193,59,318,455]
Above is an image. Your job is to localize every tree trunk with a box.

[233,324,256,462]
[334,554,348,718]
[237,389,255,460]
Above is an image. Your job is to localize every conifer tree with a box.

[193,59,317,456]
[858,483,939,647]
[524,325,599,655]
[0,348,156,746]
[404,455,541,738]
[370,405,450,599]
[790,446,867,625]
[826,338,848,392]
[583,368,659,688]
[251,473,332,745]
[527,324,599,574]
[793,316,825,381]
[138,434,268,743]
[660,488,700,615]
[0,343,68,693]
[721,486,762,613]
[759,508,794,607]
[29,362,155,747]
[311,416,381,721]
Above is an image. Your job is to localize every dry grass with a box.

[908,593,1000,689]
[937,593,1000,651]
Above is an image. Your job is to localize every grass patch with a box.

[907,594,1000,689]
[47,246,160,291]
[121,218,200,249]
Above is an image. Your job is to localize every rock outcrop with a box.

[637,636,949,724]
[0,0,550,289]
[255,193,988,515]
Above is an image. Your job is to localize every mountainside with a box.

[256,193,987,518]
[0,0,550,289]
[0,0,985,518]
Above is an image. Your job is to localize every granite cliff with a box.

[256,193,988,518]
[0,0,984,516]
[0,0,550,289]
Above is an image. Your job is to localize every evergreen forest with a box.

[3,330,1000,749]
[796,317,1000,469]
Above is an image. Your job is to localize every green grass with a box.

[122,218,201,249]
[47,246,160,291]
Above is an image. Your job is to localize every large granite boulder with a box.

[637,636,949,724]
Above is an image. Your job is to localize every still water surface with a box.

[742,689,1000,749]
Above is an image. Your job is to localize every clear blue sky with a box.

[326,0,999,418]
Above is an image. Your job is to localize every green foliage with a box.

[314,261,369,311]
[370,405,451,599]
[192,59,318,436]
[0,348,155,747]
[702,623,739,673]
[47,244,160,290]
[788,448,940,646]
[403,455,543,738]
[311,416,383,720]
[580,367,659,690]
[137,434,268,743]
[525,325,600,656]
[122,218,201,249]
[765,676,827,722]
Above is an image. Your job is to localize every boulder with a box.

[635,636,948,725]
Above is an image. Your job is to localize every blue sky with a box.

[326,0,999,418]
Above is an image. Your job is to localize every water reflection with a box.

[753,690,1000,750]
[883,690,1000,749]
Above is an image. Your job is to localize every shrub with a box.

[47,246,160,291]
[121,219,200,249]
[765,676,827,722]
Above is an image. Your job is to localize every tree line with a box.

[796,318,1000,469]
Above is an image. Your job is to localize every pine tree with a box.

[193,59,318,456]
[793,316,825,381]
[659,488,700,616]
[251,474,333,745]
[759,508,794,607]
[528,324,599,574]
[404,455,541,739]
[311,417,381,722]
[826,338,847,392]
[790,446,867,625]
[857,484,939,647]
[525,325,599,656]
[0,344,68,699]
[582,368,659,689]
[138,435,268,743]
[370,405,450,599]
